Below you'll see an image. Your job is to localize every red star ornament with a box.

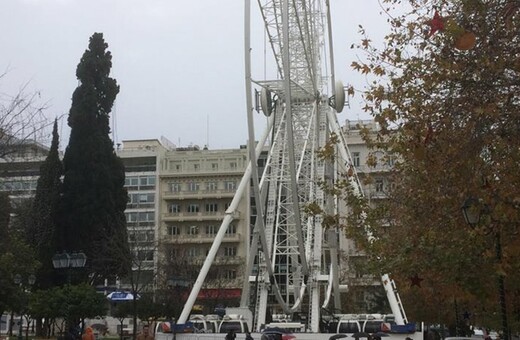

[409,274,424,288]
[427,10,445,38]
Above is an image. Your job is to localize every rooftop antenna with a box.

[206,115,209,149]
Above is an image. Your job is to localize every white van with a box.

[264,322,306,333]
[336,314,387,334]
[189,314,221,333]
[218,315,249,333]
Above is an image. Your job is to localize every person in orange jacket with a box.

[82,327,95,340]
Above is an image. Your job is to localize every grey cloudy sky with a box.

[0,1,391,150]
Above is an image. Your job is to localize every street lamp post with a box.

[13,274,36,340]
[462,197,509,340]
[51,252,87,335]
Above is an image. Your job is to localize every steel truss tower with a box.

[246,0,343,332]
[178,0,390,333]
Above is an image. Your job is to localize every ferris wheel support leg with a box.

[328,229,341,311]
[381,274,408,325]
[176,116,274,325]
[309,281,321,332]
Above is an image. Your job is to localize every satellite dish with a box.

[260,87,273,117]
[334,80,345,113]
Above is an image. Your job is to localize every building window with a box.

[171,183,181,192]
[125,177,139,187]
[352,152,360,167]
[128,193,154,206]
[206,225,217,236]
[139,193,152,203]
[205,203,218,213]
[188,225,199,235]
[230,162,237,170]
[375,178,384,192]
[207,181,217,191]
[212,163,218,170]
[168,225,180,236]
[224,247,237,257]
[170,248,179,260]
[169,204,180,213]
[386,153,396,167]
[225,181,236,191]
[136,231,147,242]
[225,270,237,279]
[126,212,138,222]
[137,250,154,262]
[187,204,199,213]
[140,176,155,187]
[0,180,37,191]
[138,212,154,222]
[225,224,237,235]
[188,248,200,257]
[188,182,199,192]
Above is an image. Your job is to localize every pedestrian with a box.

[225,329,236,340]
[82,327,95,340]
[245,331,254,340]
[137,324,154,340]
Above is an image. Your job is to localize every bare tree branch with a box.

[0,73,52,160]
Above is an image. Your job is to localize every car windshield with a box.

[220,321,247,333]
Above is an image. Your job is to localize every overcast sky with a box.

[0,1,392,150]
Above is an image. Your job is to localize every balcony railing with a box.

[126,202,155,209]
[162,211,240,221]
[164,232,241,244]
[163,189,236,199]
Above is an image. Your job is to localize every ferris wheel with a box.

[240,0,353,332]
[177,0,407,333]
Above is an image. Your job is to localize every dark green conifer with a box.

[60,33,130,281]
[30,118,62,288]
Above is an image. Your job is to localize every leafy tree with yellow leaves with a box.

[338,0,520,331]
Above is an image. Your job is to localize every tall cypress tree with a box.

[30,118,62,289]
[59,33,130,281]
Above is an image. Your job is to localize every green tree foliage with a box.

[135,295,164,324]
[28,119,62,289]
[340,0,520,329]
[29,284,107,332]
[0,192,39,316]
[0,191,10,249]
[59,32,130,281]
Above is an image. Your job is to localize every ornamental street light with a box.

[51,252,87,334]
[461,197,509,340]
[52,252,87,284]
[52,252,87,269]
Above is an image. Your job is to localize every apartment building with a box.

[0,140,49,206]
[159,144,250,305]
[116,138,171,290]
[340,119,395,311]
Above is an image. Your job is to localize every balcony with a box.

[163,189,236,200]
[162,211,240,222]
[163,232,241,244]
[369,191,387,199]
[126,202,155,209]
